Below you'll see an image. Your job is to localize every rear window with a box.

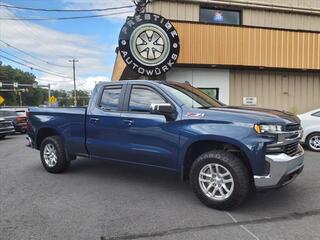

[16,111,26,117]
[99,86,122,111]
[0,111,16,117]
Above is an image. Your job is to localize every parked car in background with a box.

[299,108,320,152]
[0,117,15,139]
[0,110,27,133]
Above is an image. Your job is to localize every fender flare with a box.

[178,135,255,179]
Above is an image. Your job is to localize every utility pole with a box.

[69,59,79,107]
[18,92,22,106]
[133,0,151,14]
[48,83,51,107]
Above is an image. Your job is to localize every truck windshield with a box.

[161,82,223,108]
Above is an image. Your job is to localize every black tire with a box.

[40,136,70,173]
[306,132,320,152]
[190,150,250,210]
[0,135,5,140]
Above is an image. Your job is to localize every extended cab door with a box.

[86,83,128,161]
[120,83,180,170]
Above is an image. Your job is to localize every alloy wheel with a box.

[199,163,234,201]
[309,135,320,151]
[43,143,58,167]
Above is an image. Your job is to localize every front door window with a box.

[129,86,167,113]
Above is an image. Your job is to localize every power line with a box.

[0,49,69,77]
[6,8,65,53]
[0,55,71,79]
[0,10,134,21]
[0,3,134,12]
[0,40,70,69]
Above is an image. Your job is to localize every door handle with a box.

[89,117,100,124]
[123,119,134,126]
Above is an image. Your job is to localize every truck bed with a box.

[28,107,88,156]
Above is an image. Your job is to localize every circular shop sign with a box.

[119,13,180,77]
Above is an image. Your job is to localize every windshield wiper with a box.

[195,106,212,109]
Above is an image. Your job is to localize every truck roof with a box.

[96,80,171,86]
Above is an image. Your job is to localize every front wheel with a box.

[306,133,320,152]
[190,150,250,210]
[40,136,70,173]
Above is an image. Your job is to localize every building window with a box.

[200,8,241,25]
[199,88,219,100]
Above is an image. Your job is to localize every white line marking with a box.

[226,212,260,240]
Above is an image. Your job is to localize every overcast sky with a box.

[0,0,135,90]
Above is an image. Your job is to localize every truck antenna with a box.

[191,70,194,108]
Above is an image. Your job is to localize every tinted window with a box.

[200,8,240,25]
[0,111,16,117]
[16,111,26,117]
[312,111,320,117]
[129,87,166,112]
[100,87,122,111]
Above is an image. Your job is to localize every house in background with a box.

[112,0,320,114]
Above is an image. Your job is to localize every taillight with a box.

[26,111,30,129]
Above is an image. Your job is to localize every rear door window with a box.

[0,111,16,117]
[99,86,122,111]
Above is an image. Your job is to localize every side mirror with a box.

[150,103,176,121]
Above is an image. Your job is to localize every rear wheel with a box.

[190,150,250,210]
[306,133,320,152]
[40,136,70,173]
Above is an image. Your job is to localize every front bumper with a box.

[254,144,304,189]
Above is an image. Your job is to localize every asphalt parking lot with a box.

[1,134,320,240]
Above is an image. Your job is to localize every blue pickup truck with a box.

[27,80,304,209]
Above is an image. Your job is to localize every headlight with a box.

[254,124,283,134]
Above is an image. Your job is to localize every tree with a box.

[51,90,90,107]
[0,62,47,106]
[0,62,91,107]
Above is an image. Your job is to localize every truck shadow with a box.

[68,156,195,200]
[67,157,310,217]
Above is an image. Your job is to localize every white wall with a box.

[166,68,230,104]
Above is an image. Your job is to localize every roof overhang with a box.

[151,0,320,15]
[112,20,320,80]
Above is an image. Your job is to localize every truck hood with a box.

[185,106,300,125]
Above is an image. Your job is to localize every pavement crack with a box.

[226,212,260,240]
[104,208,320,240]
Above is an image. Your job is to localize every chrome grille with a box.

[284,142,300,156]
[266,123,302,157]
[285,124,300,132]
